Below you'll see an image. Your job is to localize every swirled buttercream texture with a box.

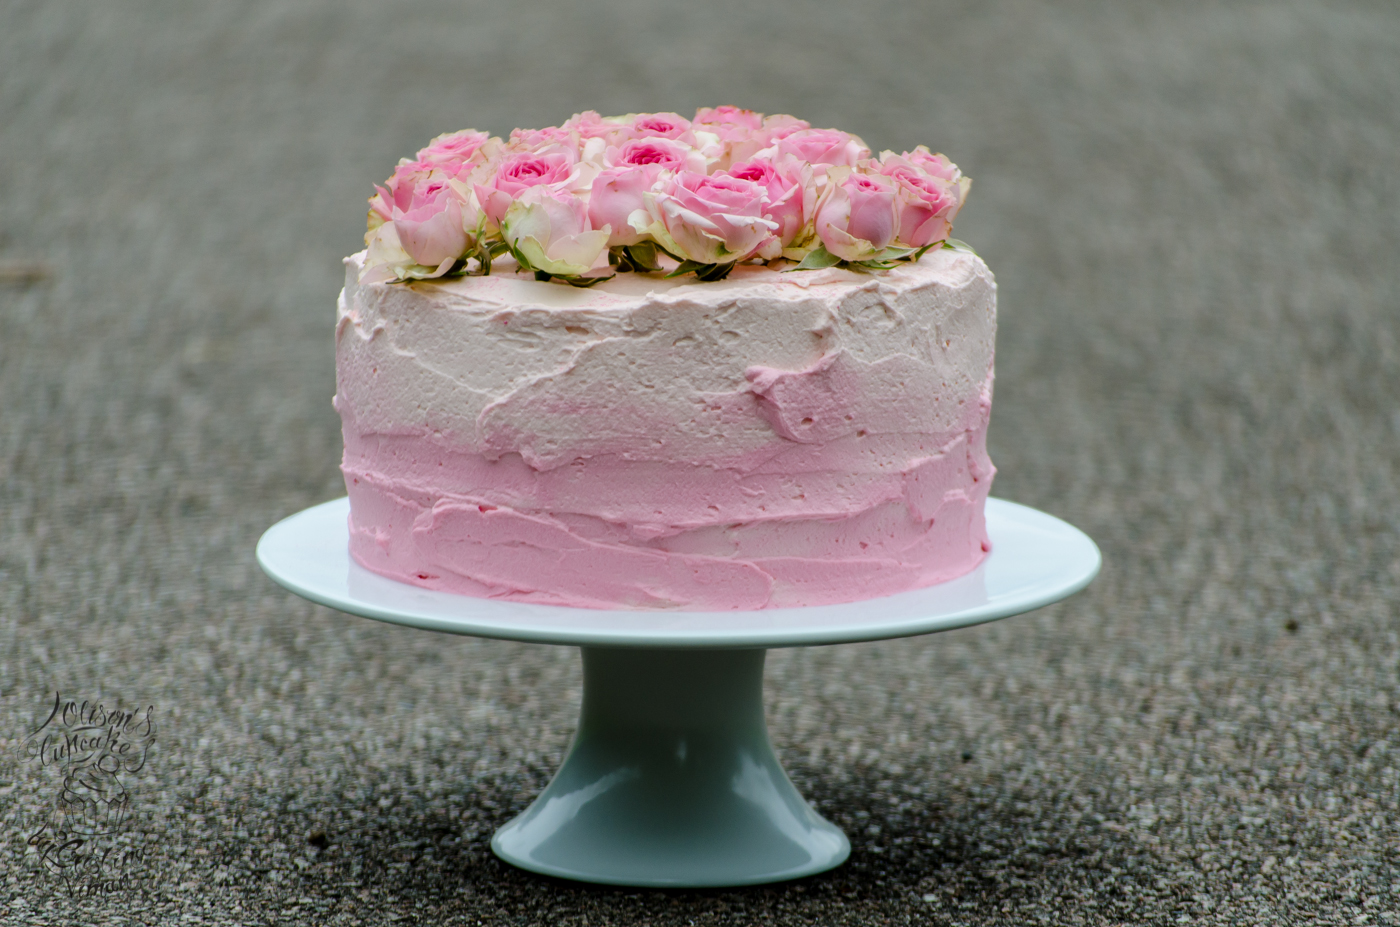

[335,249,996,609]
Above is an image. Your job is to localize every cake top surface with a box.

[347,242,989,313]
[359,107,973,290]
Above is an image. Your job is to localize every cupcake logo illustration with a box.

[18,693,156,894]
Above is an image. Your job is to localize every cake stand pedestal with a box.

[256,498,1099,887]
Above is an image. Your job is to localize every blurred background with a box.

[1,1,1397,923]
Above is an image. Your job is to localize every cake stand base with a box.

[256,497,1100,887]
[493,647,847,886]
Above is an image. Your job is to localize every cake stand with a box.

[256,497,1099,887]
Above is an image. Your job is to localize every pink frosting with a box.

[335,249,997,610]
[341,397,991,608]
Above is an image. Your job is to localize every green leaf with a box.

[787,244,842,272]
[508,242,538,276]
[943,238,978,256]
[663,260,737,281]
[666,259,708,279]
[534,270,552,282]
[609,242,662,274]
[695,262,735,282]
[562,272,615,288]
[625,241,661,271]
[650,240,687,264]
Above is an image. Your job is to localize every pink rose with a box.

[760,114,810,141]
[877,150,970,248]
[501,187,611,278]
[606,137,707,174]
[369,159,431,224]
[775,128,870,169]
[691,107,765,170]
[563,110,635,145]
[368,160,474,267]
[891,145,963,183]
[723,113,810,167]
[814,169,898,261]
[508,124,579,151]
[693,105,764,131]
[415,130,495,178]
[886,170,963,249]
[474,145,579,228]
[726,158,814,248]
[393,180,469,268]
[631,112,692,139]
[589,166,662,247]
[642,171,779,265]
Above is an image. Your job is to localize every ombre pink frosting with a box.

[335,248,996,610]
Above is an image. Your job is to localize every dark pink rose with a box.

[643,171,779,264]
[815,170,898,261]
[474,145,578,228]
[607,137,706,174]
[589,166,663,247]
[726,158,814,248]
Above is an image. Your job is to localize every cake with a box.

[335,108,995,610]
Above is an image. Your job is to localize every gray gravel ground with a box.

[2,0,1398,924]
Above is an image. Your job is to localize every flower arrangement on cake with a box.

[361,106,972,287]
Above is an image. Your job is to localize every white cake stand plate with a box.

[257,497,1099,887]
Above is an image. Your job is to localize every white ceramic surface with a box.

[255,497,1101,648]
[256,496,1100,886]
